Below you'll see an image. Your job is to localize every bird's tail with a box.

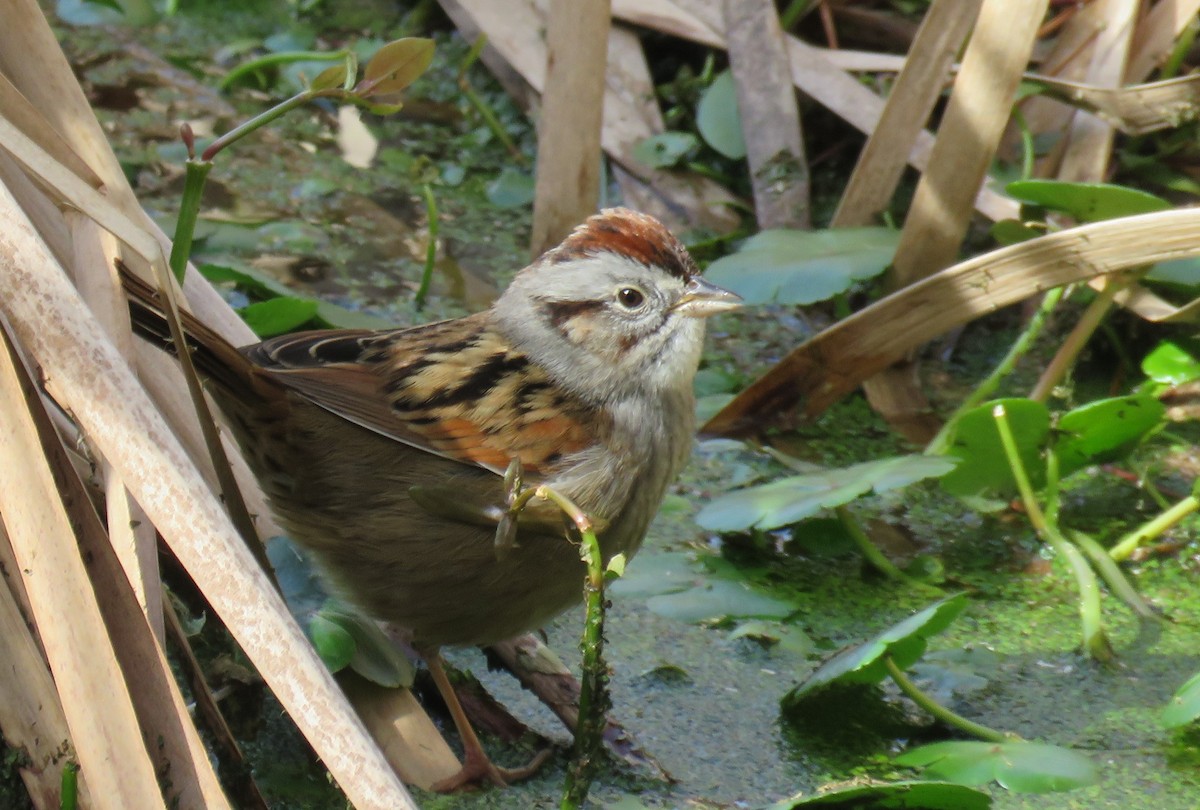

[118,261,259,398]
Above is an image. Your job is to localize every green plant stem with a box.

[168,160,212,283]
[993,405,1112,661]
[926,287,1064,455]
[534,486,608,810]
[60,762,78,810]
[834,506,940,593]
[414,184,438,309]
[1030,282,1120,402]
[779,0,816,30]
[1012,108,1036,181]
[883,656,1011,743]
[458,36,526,164]
[1069,530,1157,619]
[1160,16,1200,80]
[218,50,346,92]
[1109,494,1200,562]
[202,92,317,162]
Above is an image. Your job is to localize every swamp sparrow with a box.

[124,207,741,790]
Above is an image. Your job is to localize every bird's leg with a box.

[424,648,552,792]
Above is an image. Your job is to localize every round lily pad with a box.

[763,780,991,809]
[1162,670,1200,728]
[939,399,1049,498]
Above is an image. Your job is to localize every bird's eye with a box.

[616,287,645,309]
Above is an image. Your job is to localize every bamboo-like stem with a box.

[884,656,1013,743]
[532,486,609,810]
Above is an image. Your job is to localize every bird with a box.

[122,207,742,791]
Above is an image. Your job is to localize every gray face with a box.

[492,250,708,405]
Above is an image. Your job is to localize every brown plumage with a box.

[123,207,741,789]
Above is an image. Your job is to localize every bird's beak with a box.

[673,276,743,318]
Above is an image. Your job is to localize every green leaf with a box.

[895,741,1098,794]
[696,70,746,159]
[486,167,535,208]
[238,297,319,337]
[265,536,327,619]
[311,62,349,91]
[763,780,991,809]
[728,621,813,654]
[1162,670,1200,728]
[939,399,1050,498]
[696,455,956,532]
[645,579,794,623]
[607,551,697,599]
[989,219,1042,246]
[785,594,969,700]
[199,263,293,299]
[1143,340,1200,385]
[1006,179,1170,222]
[307,612,355,672]
[1145,256,1200,287]
[1054,394,1165,477]
[633,131,700,168]
[317,603,415,688]
[705,227,899,305]
[360,37,435,97]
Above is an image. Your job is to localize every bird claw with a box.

[430,746,553,792]
[493,458,526,557]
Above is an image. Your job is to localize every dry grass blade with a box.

[832,0,981,227]
[440,0,740,233]
[702,207,1200,438]
[0,524,90,808]
[1028,72,1200,135]
[1057,0,1139,183]
[1127,0,1200,81]
[0,327,166,809]
[861,0,1047,439]
[530,0,612,255]
[0,183,418,809]
[724,0,810,229]
[620,0,1016,221]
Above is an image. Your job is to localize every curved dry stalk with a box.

[704,206,1200,438]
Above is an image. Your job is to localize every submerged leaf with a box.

[705,227,898,305]
[646,579,793,623]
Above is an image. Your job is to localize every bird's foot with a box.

[431,746,553,792]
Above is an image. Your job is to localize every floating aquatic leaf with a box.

[705,227,898,305]
[645,579,794,623]
[696,455,956,532]
[786,594,969,702]
[895,741,1098,794]
[1162,669,1200,728]
[763,780,991,809]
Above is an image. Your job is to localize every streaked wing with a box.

[241,313,601,476]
